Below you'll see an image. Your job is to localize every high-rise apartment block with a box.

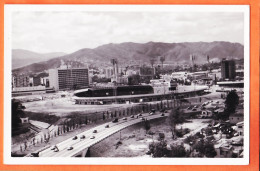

[49,68,89,91]
[221,59,236,80]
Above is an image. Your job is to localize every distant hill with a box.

[12,49,67,69]
[13,41,243,75]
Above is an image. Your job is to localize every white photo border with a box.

[4,4,250,165]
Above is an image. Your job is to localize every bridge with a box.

[38,112,169,157]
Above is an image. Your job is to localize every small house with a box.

[229,113,244,124]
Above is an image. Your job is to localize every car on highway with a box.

[122,117,127,120]
[130,115,135,118]
[161,113,165,116]
[72,136,78,140]
[202,102,209,106]
[67,146,73,151]
[54,148,59,152]
[30,152,39,157]
[193,105,198,108]
[192,108,197,111]
[80,135,86,139]
[160,109,165,112]
[187,106,192,110]
[105,124,109,128]
[149,112,154,115]
[51,145,56,150]
[112,118,118,123]
[140,117,145,121]
[93,130,97,133]
[90,136,95,139]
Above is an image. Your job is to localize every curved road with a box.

[39,112,169,157]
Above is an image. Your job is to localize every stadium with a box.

[73,84,208,105]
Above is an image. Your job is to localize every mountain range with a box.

[12,49,67,69]
[12,41,243,75]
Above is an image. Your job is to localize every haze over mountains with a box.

[13,41,244,75]
[12,49,67,69]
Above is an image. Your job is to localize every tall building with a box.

[221,59,236,80]
[49,68,89,91]
[104,67,114,78]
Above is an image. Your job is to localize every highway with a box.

[39,111,169,157]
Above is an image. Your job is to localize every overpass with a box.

[38,112,169,157]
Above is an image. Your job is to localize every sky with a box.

[12,11,244,54]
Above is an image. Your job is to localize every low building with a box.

[229,113,244,124]
[20,117,29,124]
[12,86,46,97]
[214,141,233,158]
[236,121,244,136]
[12,75,30,87]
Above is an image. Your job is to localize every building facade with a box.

[12,75,30,88]
[221,59,236,80]
[49,68,89,91]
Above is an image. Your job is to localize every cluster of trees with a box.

[92,75,111,83]
[12,100,29,136]
[167,108,186,139]
[143,119,151,134]
[184,132,216,158]
[192,138,217,157]
[214,90,239,121]
[148,139,187,157]
[12,100,24,128]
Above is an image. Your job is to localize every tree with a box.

[85,116,88,125]
[193,139,216,158]
[167,108,185,139]
[103,112,106,120]
[225,90,239,114]
[169,144,187,157]
[144,119,151,134]
[160,56,166,68]
[204,142,217,158]
[11,99,26,130]
[149,140,168,157]
[128,74,140,85]
[215,90,240,120]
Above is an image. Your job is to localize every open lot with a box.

[91,118,211,157]
[23,97,134,116]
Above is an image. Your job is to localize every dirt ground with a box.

[90,118,211,157]
[23,97,134,116]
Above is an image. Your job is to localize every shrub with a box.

[175,128,190,138]
[169,144,187,157]
[158,133,165,140]
[147,130,155,135]
[149,140,168,157]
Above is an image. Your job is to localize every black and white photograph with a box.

[4,5,249,165]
